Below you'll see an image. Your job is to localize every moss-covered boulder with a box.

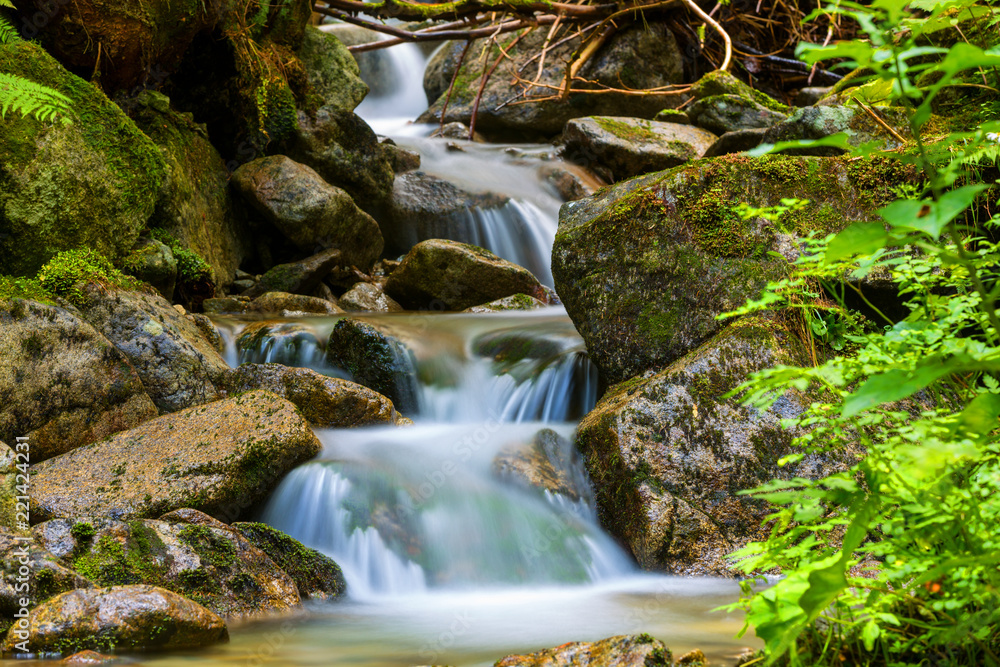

[464,294,547,313]
[34,514,300,620]
[576,317,859,575]
[326,318,421,413]
[297,26,368,112]
[232,155,383,270]
[419,24,685,138]
[122,237,177,301]
[687,95,789,135]
[339,282,403,313]
[219,363,406,427]
[1,585,228,655]
[0,299,158,462]
[561,117,717,182]
[133,91,252,289]
[231,522,347,600]
[29,391,322,524]
[385,240,547,311]
[552,154,914,384]
[0,42,167,276]
[494,634,672,667]
[691,70,790,113]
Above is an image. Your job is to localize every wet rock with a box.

[0,300,157,462]
[74,284,229,413]
[236,321,327,367]
[795,87,833,106]
[134,91,251,289]
[691,70,789,111]
[61,650,116,665]
[219,363,404,427]
[0,443,15,529]
[231,522,347,600]
[492,429,590,502]
[0,42,167,276]
[298,26,369,112]
[703,128,768,157]
[231,156,383,270]
[287,107,396,210]
[654,109,691,124]
[0,528,93,623]
[202,297,251,315]
[576,316,859,575]
[34,514,300,620]
[561,117,717,182]
[677,649,708,665]
[760,105,909,154]
[552,154,915,383]
[494,634,672,666]
[688,95,789,135]
[464,294,548,313]
[419,25,686,137]
[122,237,177,301]
[326,319,420,412]
[243,248,344,299]
[248,292,343,316]
[29,391,322,524]
[383,142,422,174]
[538,164,602,202]
[385,240,546,311]
[339,282,404,313]
[1,585,228,654]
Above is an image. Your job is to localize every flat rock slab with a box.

[30,391,321,523]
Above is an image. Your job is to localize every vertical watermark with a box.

[10,436,32,654]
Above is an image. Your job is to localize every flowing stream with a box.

[140,31,757,667]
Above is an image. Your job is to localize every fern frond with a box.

[0,14,20,44]
[0,72,72,123]
[0,0,15,8]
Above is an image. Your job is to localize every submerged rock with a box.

[29,391,322,524]
[553,154,914,383]
[1,585,228,655]
[0,300,157,462]
[232,156,383,270]
[494,634,672,667]
[0,42,166,276]
[562,117,717,181]
[385,239,546,311]
[219,363,404,427]
[236,321,328,367]
[492,429,590,502]
[231,522,347,600]
[326,318,420,413]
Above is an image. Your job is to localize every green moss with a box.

[0,276,53,304]
[593,117,663,144]
[150,229,213,283]
[70,522,96,543]
[36,248,148,307]
[177,524,238,568]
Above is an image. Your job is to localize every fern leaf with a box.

[0,15,19,44]
[0,0,14,8]
[0,72,72,124]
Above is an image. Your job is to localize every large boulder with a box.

[74,284,229,413]
[494,634,672,667]
[576,317,859,575]
[34,513,300,620]
[326,319,421,413]
[0,42,166,276]
[561,117,717,182]
[133,91,252,289]
[29,391,322,524]
[232,155,384,270]
[419,24,686,137]
[687,95,789,135]
[1,585,228,655]
[297,26,368,112]
[385,239,546,311]
[0,300,157,462]
[230,522,347,600]
[219,363,406,427]
[552,154,913,384]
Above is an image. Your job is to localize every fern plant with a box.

[0,0,72,123]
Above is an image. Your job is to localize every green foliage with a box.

[36,248,146,306]
[0,1,72,123]
[149,229,213,284]
[721,0,1000,664]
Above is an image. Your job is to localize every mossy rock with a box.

[760,105,911,154]
[231,522,347,600]
[552,153,918,384]
[28,391,322,524]
[495,634,672,667]
[464,293,547,313]
[326,318,421,413]
[691,70,790,114]
[122,237,178,301]
[1,527,93,619]
[575,316,861,575]
[686,94,789,135]
[297,26,368,112]
[0,42,167,276]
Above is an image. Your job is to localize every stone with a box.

[419,25,686,137]
[231,522,347,600]
[464,294,548,313]
[492,429,590,502]
[385,240,546,311]
[122,237,177,301]
[326,319,421,413]
[576,316,860,575]
[243,248,344,299]
[0,528,93,627]
[795,87,834,106]
[287,107,396,210]
[34,514,300,620]
[383,142,422,173]
[687,95,789,135]
[202,297,251,315]
[29,392,322,524]
[654,109,691,124]
[552,154,916,384]
[691,70,790,113]
[538,164,603,202]
[703,128,768,157]
[61,650,116,665]
[219,363,405,427]
[232,156,384,270]
[0,300,157,462]
[494,634,672,667]
[297,26,369,112]
[1,585,228,654]
[561,117,717,182]
[760,105,910,154]
[248,292,343,316]
[74,284,229,413]
[338,282,403,313]
[133,91,252,289]
[0,42,166,276]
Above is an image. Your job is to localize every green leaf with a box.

[825,222,889,261]
[843,364,952,417]
[953,392,1000,436]
[746,133,854,157]
[861,619,881,651]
